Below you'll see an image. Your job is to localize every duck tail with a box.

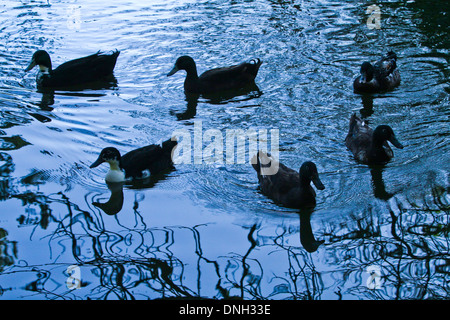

[247,58,263,76]
[112,49,120,59]
[162,137,178,154]
[97,49,120,58]
[250,58,263,67]
[348,113,359,133]
[109,50,120,66]
[251,150,262,173]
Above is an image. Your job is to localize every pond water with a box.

[0,0,448,300]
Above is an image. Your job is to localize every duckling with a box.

[345,113,404,164]
[251,151,325,209]
[167,55,262,94]
[353,51,400,93]
[25,49,119,88]
[90,138,177,183]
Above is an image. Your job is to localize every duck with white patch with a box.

[25,49,120,89]
[90,138,177,183]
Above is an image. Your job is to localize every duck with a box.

[90,138,177,183]
[25,49,120,88]
[251,151,325,209]
[345,113,404,164]
[353,51,400,93]
[167,55,262,94]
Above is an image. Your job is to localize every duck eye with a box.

[102,151,113,159]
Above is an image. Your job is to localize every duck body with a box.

[251,151,325,209]
[90,138,177,183]
[345,114,404,164]
[167,55,262,94]
[353,51,400,93]
[25,50,120,89]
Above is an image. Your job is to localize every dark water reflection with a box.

[170,82,262,121]
[0,0,448,300]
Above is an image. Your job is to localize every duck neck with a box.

[300,175,311,187]
[373,133,387,148]
[37,66,51,86]
[39,65,51,75]
[369,135,388,160]
[183,65,201,92]
[299,175,314,192]
[184,62,199,81]
[109,159,122,170]
[105,160,125,182]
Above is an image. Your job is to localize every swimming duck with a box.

[353,51,400,93]
[90,138,177,183]
[25,49,120,88]
[251,151,325,209]
[167,55,262,94]
[345,113,404,164]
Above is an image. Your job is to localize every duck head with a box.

[90,147,126,182]
[359,62,374,83]
[300,161,325,190]
[385,51,398,61]
[167,56,197,76]
[25,50,52,73]
[90,147,122,168]
[373,125,404,149]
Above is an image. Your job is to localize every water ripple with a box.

[0,0,448,300]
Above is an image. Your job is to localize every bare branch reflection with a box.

[0,155,448,299]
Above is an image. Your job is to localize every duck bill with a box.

[389,136,404,149]
[312,176,325,190]
[25,59,36,72]
[90,156,104,168]
[167,65,179,76]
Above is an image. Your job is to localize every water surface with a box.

[0,0,448,300]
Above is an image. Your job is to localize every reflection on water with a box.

[1,171,447,299]
[0,0,448,300]
[92,181,124,215]
[171,83,263,121]
[370,165,395,201]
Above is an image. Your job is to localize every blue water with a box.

[0,0,448,300]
